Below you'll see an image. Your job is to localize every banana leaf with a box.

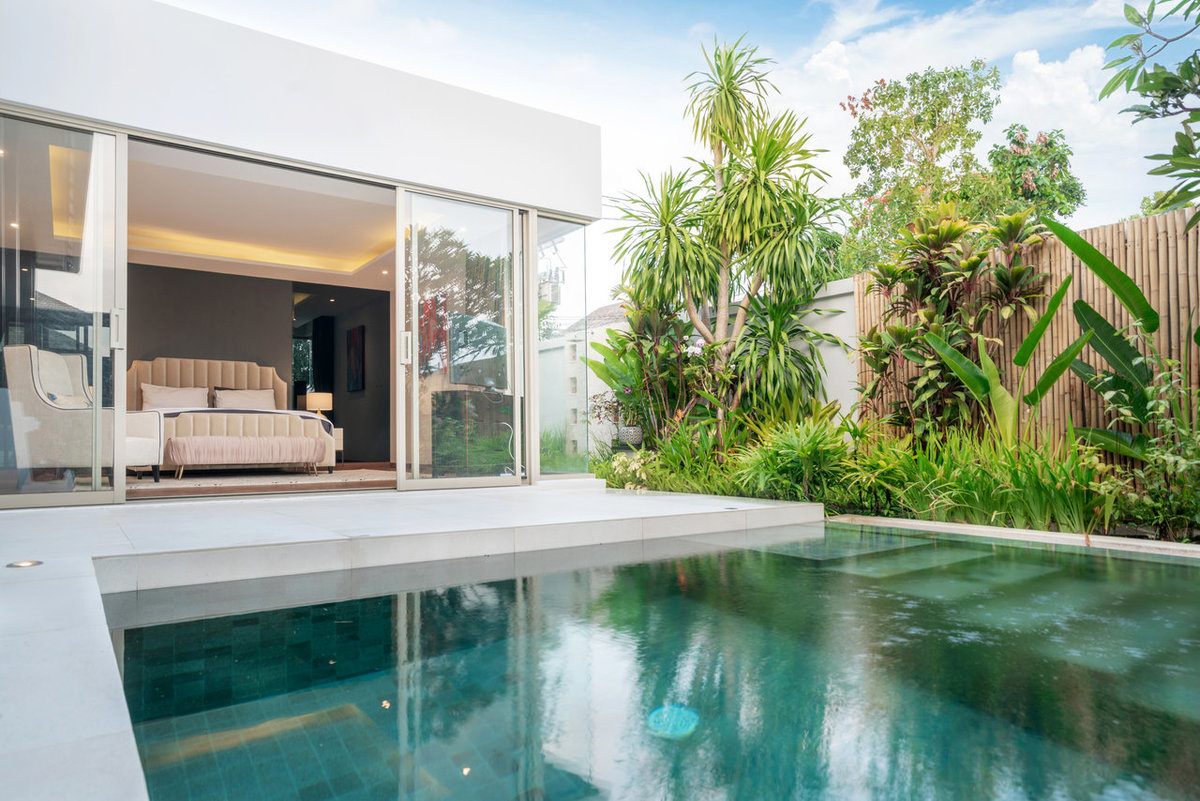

[1014,275,1072,367]
[1044,217,1159,333]
[1023,332,1093,406]
[925,333,990,402]
[1075,426,1148,460]
[976,336,1017,443]
[1072,300,1151,388]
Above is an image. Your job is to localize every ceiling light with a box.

[21,267,29,272]
[329,298,336,303]
[382,270,389,275]
[8,222,18,229]
[462,767,471,776]
[6,560,42,569]
[0,148,6,156]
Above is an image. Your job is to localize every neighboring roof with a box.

[565,301,627,333]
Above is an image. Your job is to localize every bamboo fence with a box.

[854,208,1200,444]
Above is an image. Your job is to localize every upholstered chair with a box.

[2,344,164,483]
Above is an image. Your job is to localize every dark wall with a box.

[128,265,294,393]
[333,296,391,462]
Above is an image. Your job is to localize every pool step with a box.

[759,530,930,564]
[883,560,1061,602]
[826,545,992,578]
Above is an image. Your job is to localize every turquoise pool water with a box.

[113,523,1200,800]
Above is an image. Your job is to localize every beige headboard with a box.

[127,357,288,412]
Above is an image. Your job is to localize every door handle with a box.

[110,309,126,350]
[400,331,412,365]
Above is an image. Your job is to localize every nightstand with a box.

[333,427,344,463]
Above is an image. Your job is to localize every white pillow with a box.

[213,388,276,410]
[142,383,208,410]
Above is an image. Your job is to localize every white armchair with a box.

[3,345,164,483]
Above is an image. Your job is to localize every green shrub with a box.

[734,420,849,503]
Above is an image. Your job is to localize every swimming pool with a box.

[106,522,1200,800]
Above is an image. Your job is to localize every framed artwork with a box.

[346,325,365,392]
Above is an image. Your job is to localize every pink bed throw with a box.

[165,435,326,467]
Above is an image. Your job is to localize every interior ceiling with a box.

[127,141,396,287]
[292,282,389,329]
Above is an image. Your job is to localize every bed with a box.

[126,357,335,477]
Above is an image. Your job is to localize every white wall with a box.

[0,0,601,220]
[806,277,859,417]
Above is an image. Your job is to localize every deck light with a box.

[6,560,42,568]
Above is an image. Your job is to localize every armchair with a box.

[2,345,164,483]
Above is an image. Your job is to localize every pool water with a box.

[113,523,1200,801]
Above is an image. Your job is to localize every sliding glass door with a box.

[0,114,121,505]
[400,193,522,485]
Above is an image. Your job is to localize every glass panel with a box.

[0,115,115,498]
[409,194,517,479]
[535,218,588,474]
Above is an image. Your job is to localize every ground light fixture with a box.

[6,560,42,568]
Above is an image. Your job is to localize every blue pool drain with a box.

[646,704,699,740]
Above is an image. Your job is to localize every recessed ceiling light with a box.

[21,267,29,272]
[8,222,18,229]
[382,270,389,275]
[329,298,336,302]
[462,767,471,776]
[0,148,6,156]
[6,560,42,569]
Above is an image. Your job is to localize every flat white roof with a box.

[0,0,602,219]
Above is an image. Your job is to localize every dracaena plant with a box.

[861,204,1049,435]
[612,39,839,449]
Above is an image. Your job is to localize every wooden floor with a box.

[127,463,396,500]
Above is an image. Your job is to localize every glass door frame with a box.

[0,109,127,510]
[395,189,529,490]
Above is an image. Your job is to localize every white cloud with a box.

[812,0,911,42]
[687,22,717,40]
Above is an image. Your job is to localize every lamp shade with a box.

[305,392,333,412]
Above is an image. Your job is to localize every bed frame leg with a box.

[152,465,160,483]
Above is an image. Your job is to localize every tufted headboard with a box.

[127,357,288,412]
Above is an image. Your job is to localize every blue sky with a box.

[164,0,1176,301]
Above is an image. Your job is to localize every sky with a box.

[163,0,1178,309]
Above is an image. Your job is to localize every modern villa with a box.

[4,3,1199,801]
[0,0,600,507]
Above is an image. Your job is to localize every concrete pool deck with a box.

[0,482,822,801]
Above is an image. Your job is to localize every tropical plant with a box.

[1045,216,1200,539]
[1102,0,1200,224]
[860,204,1050,435]
[586,302,698,444]
[987,124,1086,218]
[731,297,845,415]
[925,276,1093,444]
[612,39,838,447]
[734,418,849,502]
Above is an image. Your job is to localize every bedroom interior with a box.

[0,113,531,501]
[120,139,398,498]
